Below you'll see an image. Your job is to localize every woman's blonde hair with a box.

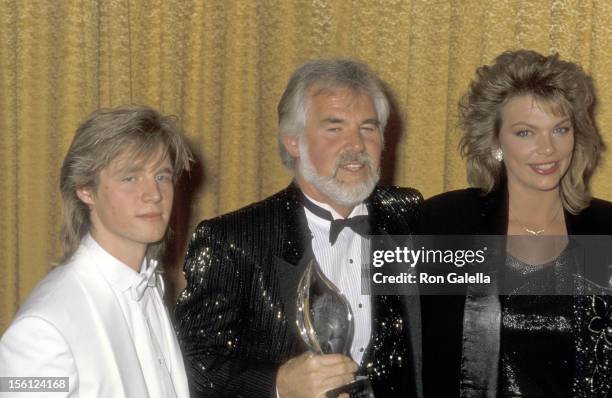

[459,50,604,213]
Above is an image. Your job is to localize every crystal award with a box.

[296,259,375,398]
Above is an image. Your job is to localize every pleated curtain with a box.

[1,0,611,332]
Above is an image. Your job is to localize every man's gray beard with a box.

[298,138,380,208]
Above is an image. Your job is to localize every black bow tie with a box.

[300,193,369,245]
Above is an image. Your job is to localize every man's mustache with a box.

[332,152,373,177]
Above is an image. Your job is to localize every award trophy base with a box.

[325,376,375,398]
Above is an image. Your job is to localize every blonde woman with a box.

[420,50,611,397]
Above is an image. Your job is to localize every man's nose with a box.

[142,178,162,202]
[345,126,365,152]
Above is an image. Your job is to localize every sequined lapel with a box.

[364,188,422,396]
[367,189,393,236]
[278,182,311,266]
[272,183,314,353]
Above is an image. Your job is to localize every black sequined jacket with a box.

[175,183,423,397]
[419,187,612,398]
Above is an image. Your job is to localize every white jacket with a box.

[0,239,189,398]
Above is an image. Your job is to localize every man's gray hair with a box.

[277,59,390,168]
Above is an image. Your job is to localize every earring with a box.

[492,148,503,162]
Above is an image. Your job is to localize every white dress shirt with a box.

[303,194,372,365]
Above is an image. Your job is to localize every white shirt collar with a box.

[82,234,149,292]
[302,192,368,221]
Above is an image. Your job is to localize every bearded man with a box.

[175,59,423,398]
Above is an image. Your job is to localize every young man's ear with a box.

[76,187,95,206]
[282,134,300,159]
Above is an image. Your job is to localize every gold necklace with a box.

[510,204,562,236]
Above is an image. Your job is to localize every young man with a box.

[0,105,192,397]
[175,59,423,398]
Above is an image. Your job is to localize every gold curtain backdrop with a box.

[1,0,611,333]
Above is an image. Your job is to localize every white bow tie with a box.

[131,259,159,301]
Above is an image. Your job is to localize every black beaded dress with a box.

[419,188,612,398]
[500,248,611,397]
